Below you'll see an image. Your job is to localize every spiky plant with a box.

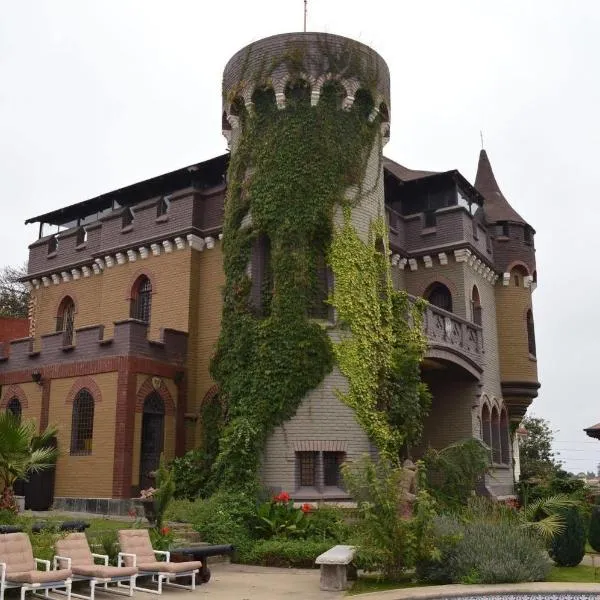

[519,494,579,542]
[0,412,58,512]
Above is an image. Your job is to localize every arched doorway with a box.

[139,392,165,490]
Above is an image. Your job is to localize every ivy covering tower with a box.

[211,33,430,491]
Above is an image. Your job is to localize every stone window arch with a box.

[481,403,492,451]
[526,309,536,356]
[510,265,528,287]
[471,285,482,326]
[56,295,75,346]
[70,388,95,456]
[130,275,152,323]
[424,282,453,313]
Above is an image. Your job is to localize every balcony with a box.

[421,302,484,379]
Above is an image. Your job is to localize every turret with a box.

[475,149,540,422]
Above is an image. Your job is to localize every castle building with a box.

[0,33,540,511]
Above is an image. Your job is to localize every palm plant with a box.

[0,412,58,512]
[519,494,579,541]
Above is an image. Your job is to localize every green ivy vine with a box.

[329,210,431,458]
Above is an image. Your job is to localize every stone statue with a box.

[398,459,418,518]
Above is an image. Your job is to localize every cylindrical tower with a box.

[213,33,392,492]
[475,149,540,424]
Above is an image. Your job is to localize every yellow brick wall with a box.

[30,250,192,343]
[186,245,225,449]
[495,283,538,383]
[50,372,117,498]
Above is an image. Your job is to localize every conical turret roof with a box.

[475,149,527,225]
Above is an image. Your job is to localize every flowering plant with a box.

[254,491,312,539]
[149,525,174,551]
[139,487,156,500]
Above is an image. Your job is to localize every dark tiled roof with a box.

[383,157,439,182]
[474,149,527,225]
[584,422,600,440]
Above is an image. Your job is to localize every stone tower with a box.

[475,149,540,423]
[216,33,392,494]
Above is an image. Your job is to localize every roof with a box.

[384,157,484,205]
[383,157,440,182]
[584,422,600,440]
[474,149,527,225]
[25,153,229,227]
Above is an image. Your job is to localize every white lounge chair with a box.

[54,533,137,600]
[117,530,201,595]
[0,532,72,600]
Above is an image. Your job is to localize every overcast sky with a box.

[1,1,598,474]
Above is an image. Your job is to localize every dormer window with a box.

[424,210,437,228]
[497,223,509,238]
[48,235,58,255]
[524,227,533,245]
[156,197,169,218]
[122,208,134,229]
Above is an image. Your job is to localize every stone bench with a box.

[315,544,356,591]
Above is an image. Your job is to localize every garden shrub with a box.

[0,509,17,525]
[415,515,463,584]
[90,530,119,566]
[550,507,586,566]
[589,505,600,553]
[171,449,212,500]
[191,491,256,557]
[450,520,550,583]
[164,499,205,524]
[237,538,331,568]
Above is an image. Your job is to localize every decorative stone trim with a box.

[453,248,498,283]
[293,440,348,452]
[502,272,510,286]
[438,252,448,265]
[423,255,433,268]
[408,258,418,271]
[26,232,221,289]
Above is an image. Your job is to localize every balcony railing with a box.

[421,301,484,373]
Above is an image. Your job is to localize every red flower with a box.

[160,527,170,536]
[273,491,291,503]
[127,508,137,518]
[301,503,313,514]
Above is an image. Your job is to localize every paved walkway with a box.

[140,563,600,600]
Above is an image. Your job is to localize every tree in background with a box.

[0,264,29,318]
[518,416,586,504]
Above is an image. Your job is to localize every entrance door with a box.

[139,392,165,491]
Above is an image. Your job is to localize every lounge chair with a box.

[54,533,137,599]
[117,530,201,595]
[0,532,72,600]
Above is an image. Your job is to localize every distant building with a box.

[0,32,540,511]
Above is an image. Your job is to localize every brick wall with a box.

[0,318,29,343]
[50,372,118,498]
[0,382,42,424]
[29,249,192,343]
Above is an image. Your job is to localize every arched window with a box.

[130,276,152,323]
[56,296,75,346]
[510,265,528,288]
[6,398,22,421]
[424,282,453,313]
[526,309,536,356]
[500,409,510,464]
[70,389,95,456]
[491,407,501,464]
[481,404,491,451]
[471,285,482,326]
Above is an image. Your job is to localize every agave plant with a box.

[0,412,59,512]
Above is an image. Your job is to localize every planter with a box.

[15,496,25,512]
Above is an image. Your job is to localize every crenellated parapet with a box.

[221,32,391,147]
[0,319,187,373]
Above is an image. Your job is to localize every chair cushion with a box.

[72,565,137,579]
[8,568,72,584]
[117,530,155,567]
[137,561,202,574]
[0,533,35,573]
[55,533,94,567]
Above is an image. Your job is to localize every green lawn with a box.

[17,513,135,532]
[548,565,599,583]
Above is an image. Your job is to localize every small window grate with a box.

[122,208,134,229]
[298,452,317,487]
[323,452,345,487]
[48,236,58,255]
[7,398,22,421]
[156,198,169,218]
[130,277,152,323]
[56,297,75,346]
[70,389,95,455]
